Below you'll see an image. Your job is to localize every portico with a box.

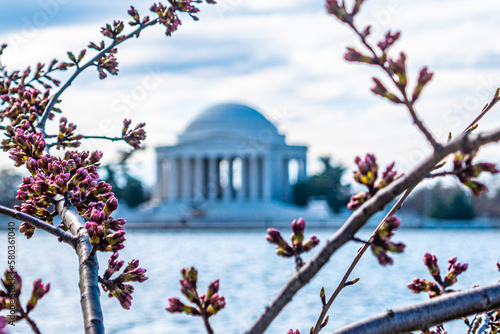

[154,103,307,207]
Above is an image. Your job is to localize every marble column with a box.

[169,157,179,201]
[239,157,249,201]
[194,157,204,201]
[208,157,218,201]
[162,159,170,200]
[298,158,306,182]
[281,156,289,201]
[262,154,272,202]
[182,157,191,201]
[223,157,233,202]
[156,158,164,201]
[249,156,260,201]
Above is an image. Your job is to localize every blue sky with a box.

[1,0,500,187]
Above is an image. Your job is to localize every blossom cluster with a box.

[347,154,405,265]
[452,149,499,197]
[7,131,127,252]
[422,324,447,334]
[370,216,405,266]
[151,0,216,36]
[1,88,130,251]
[0,270,50,324]
[99,252,148,309]
[166,267,225,318]
[347,154,403,210]
[325,0,364,24]
[122,119,147,150]
[407,253,468,298]
[266,218,320,270]
[326,0,435,105]
[0,86,59,128]
[53,116,84,149]
[85,1,217,80]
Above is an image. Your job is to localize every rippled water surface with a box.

[1,227,499,333]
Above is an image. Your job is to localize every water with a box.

[0,227,499,333]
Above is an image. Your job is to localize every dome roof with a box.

[178,103,284,145]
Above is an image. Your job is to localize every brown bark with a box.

[331,283,500,334]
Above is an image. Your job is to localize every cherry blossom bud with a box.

[166,297,187,313]
[106,227,126,242]
[325,0,348,23]
[206,294,225,316]
[182,267,198,285]
[344,47,378,64]
[303,236,320,252]
[377,31,400,52]
[1,270,22,299]
[266,228,285,245]
[352,0,365,16]
[104,252,124,280]
[180,279,197,303]
[412,67,434,101]
[444,261,468,288]
[89,151,103,164]
[291,218,306,235]
[347,191,369,210]
[206,279,219,300]
[423,253,442,284]
[26,157,38,175]
[26,279,50,313]
[371,78,402,104]
[105,196,119,215]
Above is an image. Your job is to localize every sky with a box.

[1,0,500,188]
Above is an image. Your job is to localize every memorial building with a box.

[137,103,319,225]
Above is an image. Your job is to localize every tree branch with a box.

[53,194,104,334]
[36,17,160,132]
[311,186,416,334]
[78,135,123,141]
[463,89,500,134]
[404,101,440,151]
[46,135,125,148]
[331,283,500,334]
[0,205,77,247]
[245,127,500,334]
[312,89,499,333]
[15,297,42,334]
[349,24,440,151]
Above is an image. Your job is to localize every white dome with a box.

[178,103,284,145]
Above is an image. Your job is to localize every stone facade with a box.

[154,103,307,207]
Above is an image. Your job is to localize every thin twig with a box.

[0,56,8,78]
[245,127,500,334]
[311,186,415,334]
[0,205,77,248]
[463,90,500,134]
[312,86,500,333]
[81,135,123,141]
[36,17,159,133]
[202,314,214,334]
[349,23,440,151]
[351,237,367,244]
[427,171,458,178]
[15,298,42,334]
